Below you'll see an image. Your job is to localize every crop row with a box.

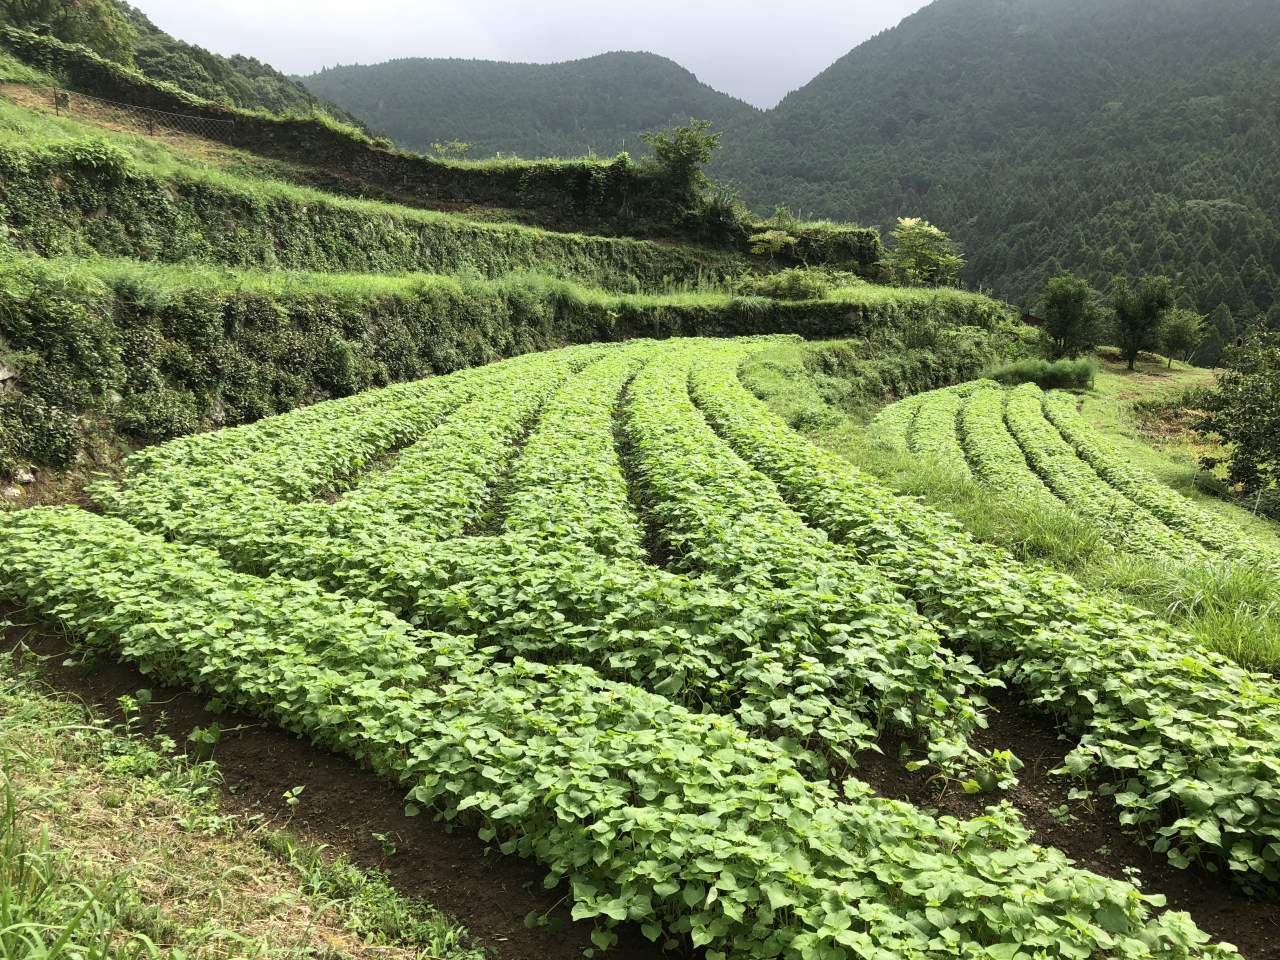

[503,342,656,560]
[691,355,1280,889]
[627,342,996,775]
[338,347,596,540]
[1001,385,1205,562]
[96,339,963,775]
[0,506,1226,960]
[905,388,971,476]
[1041,390,1280,567]
[956,384,1062,511]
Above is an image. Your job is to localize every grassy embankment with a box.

[743,340,1280,672]
[0,643,483,960]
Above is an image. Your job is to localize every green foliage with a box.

[712,0,1280,319]
[1161,308,1207,367]
[733,267,828,301]
[0,253,1005,473]
[639,118,722,200]
[2,501,1217,959]
[301,52,759,160]
[1042,270,1104,359]
[113,2,368,129]
[1110,275,1174,370]
[1195,331,1280,498]
[697,354,1280,890]
[746,229,795,259]
[0,134,747,290]
[887,217,963,287]
[981,357,1098,390]
[430,138,470,158]
[0,0,134,64]
[1195,303,1238,368]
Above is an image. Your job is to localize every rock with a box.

[1,486,22,501]
[14,469,34,484]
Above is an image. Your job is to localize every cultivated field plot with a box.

[874,380,1280,571]
[3,337,1277,959]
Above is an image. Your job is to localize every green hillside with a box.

[715,0,1280,318]
[114,3,370,130]
[300,52,760,159]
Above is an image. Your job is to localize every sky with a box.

[128,1,931,109]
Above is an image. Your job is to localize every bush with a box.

[734,268,830,301]
[981,356,1097,390]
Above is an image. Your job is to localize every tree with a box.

[1194,331,1280,498]
[1159,308,1206,367]
[0,0,135,63]
[888,218,965,287]
[639,118,722,201]
[1194,303,1236,367]
[1041,270,1103,359]
[1109,275,1173,370]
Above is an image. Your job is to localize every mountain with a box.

[116,3,371,131]
[300,52,760,159]
[714,0,1280,318]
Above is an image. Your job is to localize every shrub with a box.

[981,356,1097,390]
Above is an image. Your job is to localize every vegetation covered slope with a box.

[118,2,369,128]
[301,52,760,160]
[714,0,1280,317]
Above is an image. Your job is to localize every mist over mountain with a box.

[301,52,760,159]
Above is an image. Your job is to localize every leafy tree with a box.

[431,139,471,158]
[1109,276,1173,370]
[748,229,796,260]
[888,218,964,287]
[640,118,722,200]
[1160,309,1206,368]
[1,0,135,63]
[1041,270,1103,359]
[1195,331,1280,499]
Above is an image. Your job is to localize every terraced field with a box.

[873,380,1280,570]
[6,336,1280,958]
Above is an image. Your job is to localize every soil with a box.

[854,689,1280,958]
[6,611,1277,958]
[1,613,670,960]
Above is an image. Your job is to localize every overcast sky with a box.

[128,1,930,109]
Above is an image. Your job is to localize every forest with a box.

[301,52,758,160]
[302,0,1280,330]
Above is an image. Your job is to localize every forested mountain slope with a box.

[115,2,369,129]
[715,0,1280,317]
[301,52,760,159]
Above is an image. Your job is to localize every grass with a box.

[0,94,746,290]
[743,340,1280,673]
[0,635,485,960]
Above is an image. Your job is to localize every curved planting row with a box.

[1042,390,1280,567]
[1002,384,1204,562]
[96,340,970,775]
[957,384,1062,511]
[0,504,1226,960]
[504,343,655,560]
[691,353,1280,892]
[904,388,971,476]
[626,343,995,774]
[338,347,596,539]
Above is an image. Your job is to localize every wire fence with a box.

[51,88,235,142]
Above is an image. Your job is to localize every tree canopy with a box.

[1110,276,1174,370]
[1,0,135,63]
[1042,271,1103,359]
